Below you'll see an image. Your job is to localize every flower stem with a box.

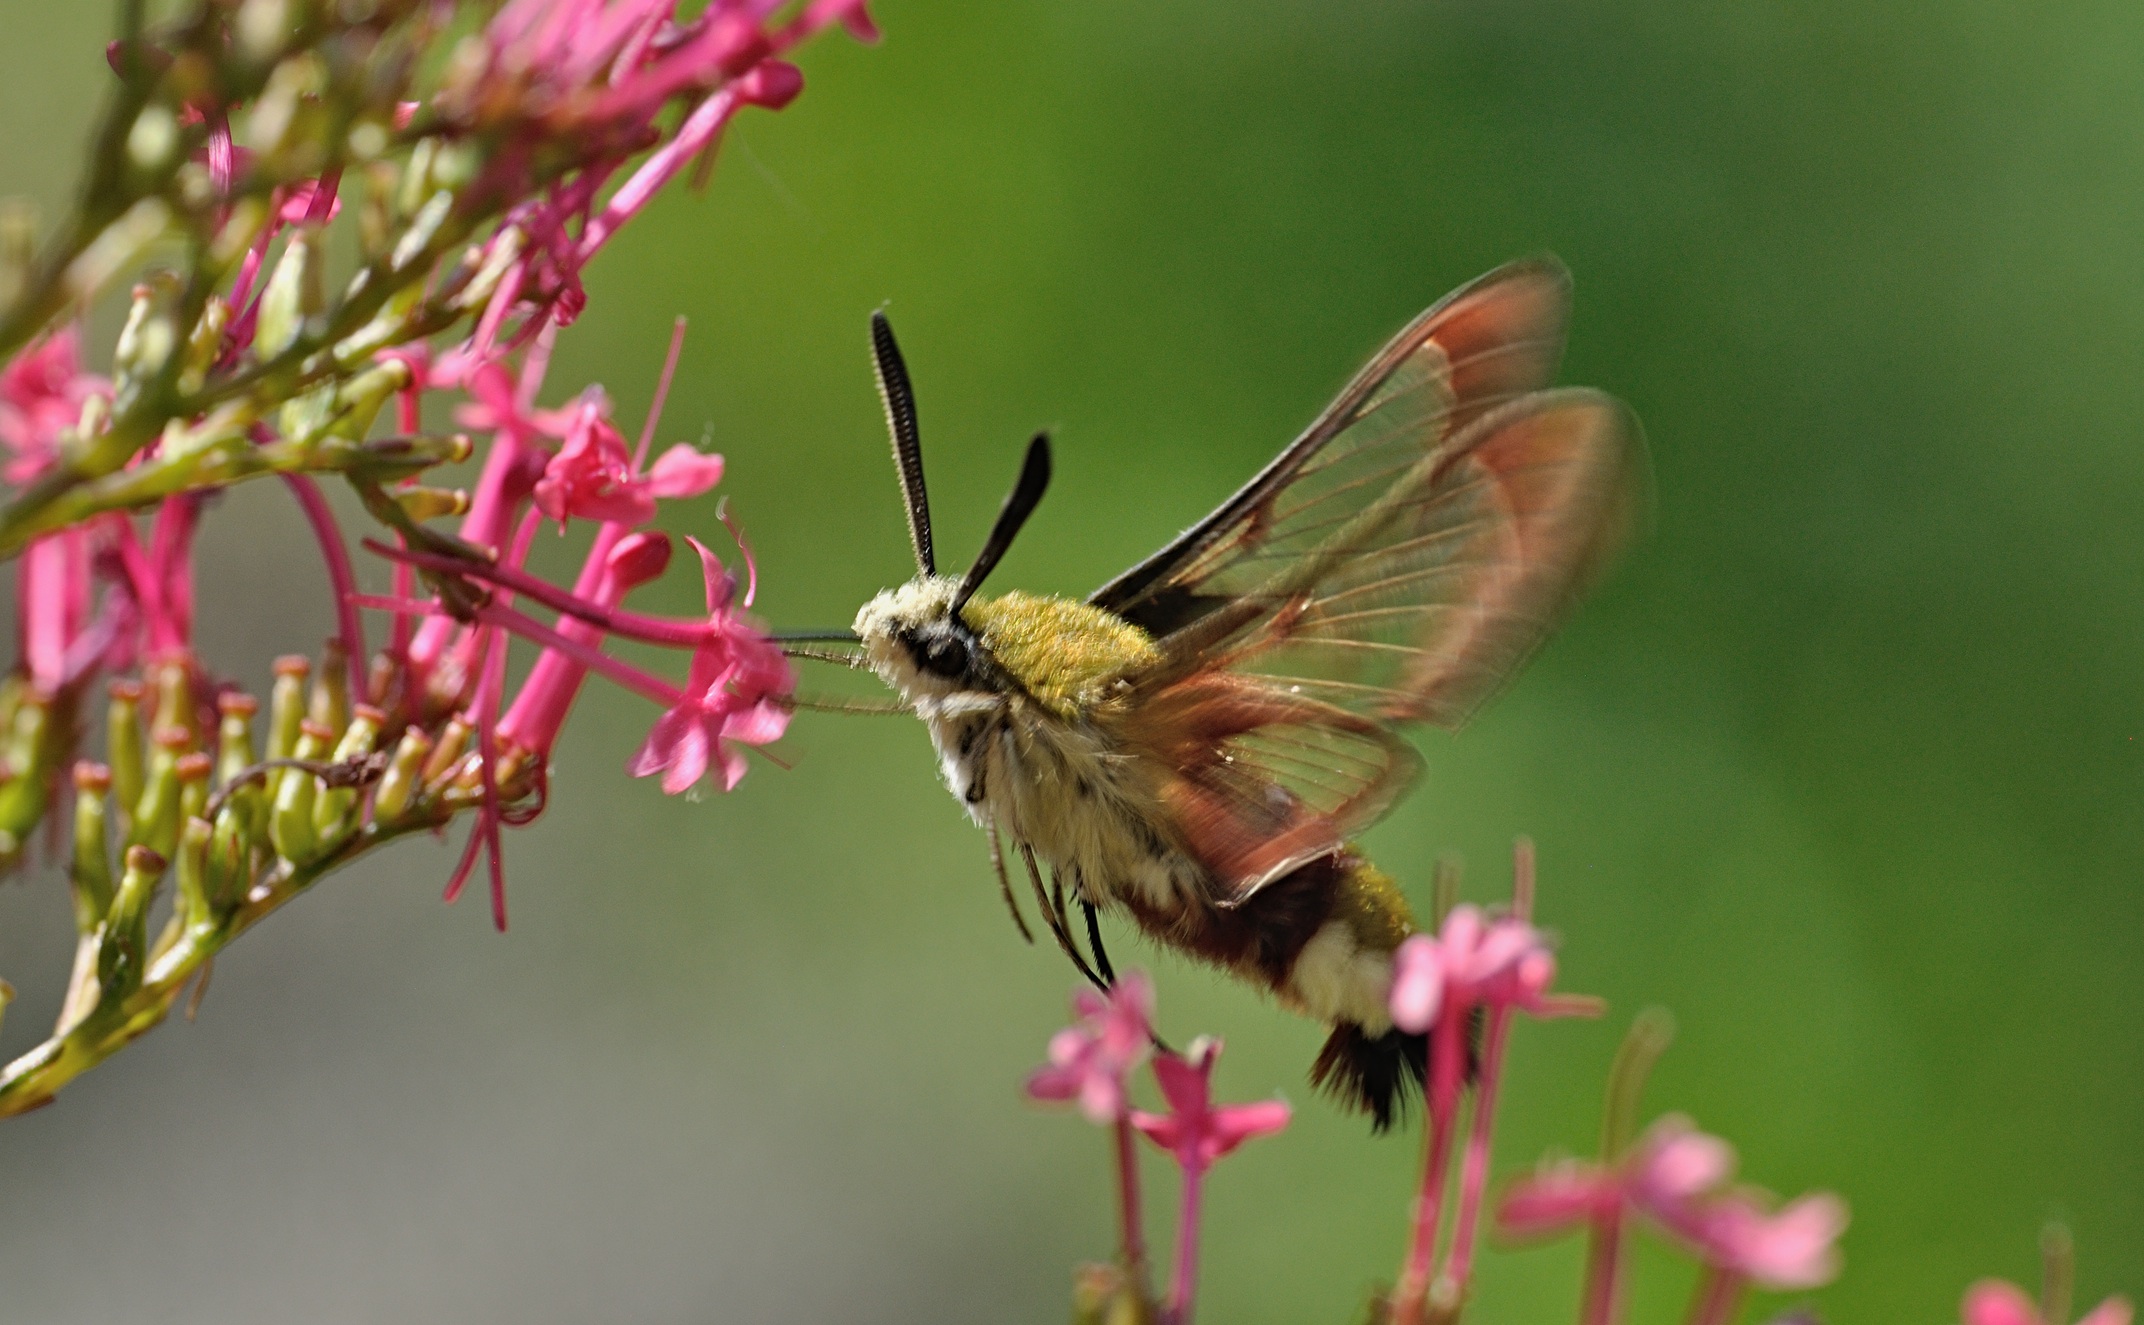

[1166,1161,1205,1325]
[1579,1210,1627,1325]
[1114,1113,1152,1303]
[1443,1003,1515,1295]
[1393,1004,1467,1322]
[1680,1267,1746,1325]
[281,474,368,701]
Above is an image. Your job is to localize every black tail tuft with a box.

[1310,1022,1429,1133]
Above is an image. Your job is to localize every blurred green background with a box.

[1,1,2141,1321]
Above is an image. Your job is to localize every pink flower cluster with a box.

[1025,972,1290,1325]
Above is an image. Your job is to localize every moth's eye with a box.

[919,634,970,679]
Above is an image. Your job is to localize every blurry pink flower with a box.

[0,329,106,482]
[1965,1279,2134,1325]
[1130,1039,1291,1174]
[1694,1191,1849,1291]
[1496,1115,1738,1243]
[16,530,91,694]
[627,536,792,793]
[1025,972,1156,1124]
[1390,904,1589,1035]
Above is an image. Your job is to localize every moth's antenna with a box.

[870,311,934,576]
[953,432,1051,616]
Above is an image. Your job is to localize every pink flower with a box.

[1497,1114,1739,1243]
[627,536,792,793]
[531,390,723,528]
[1130,1039,1292,1174]
[1966,1280,2134,1325]
[1389,904,1588,1034]
[1025,972,1156,1124]
[1693,1191,1849,1291]
[0,329,107,483]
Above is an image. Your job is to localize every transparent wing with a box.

[1092,261,1646,897]
[1093,257,1576,638]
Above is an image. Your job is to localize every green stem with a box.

[0,810,451,1117]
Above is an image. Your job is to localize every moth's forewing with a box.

[1092,261,1645,903]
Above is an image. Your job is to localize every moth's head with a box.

[854,576,999,705]
[851,311,1053,707]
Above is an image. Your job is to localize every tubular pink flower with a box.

[1496,1116,1740,1246]
[1129,1037,1290,1325]
[497,530,674,756]
[626,536,792,794]
[18,529,91,694]
[1130,1040,1291,1173]
[1025,971,1157,1125]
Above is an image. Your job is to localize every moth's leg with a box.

[1079,897,1116,986]
[1018,841,1107,992]
[986,824,1035,944]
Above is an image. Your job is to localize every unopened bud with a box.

[70,762,115,935]
[267,656,309,765]
[0,694,54,860]
[150,655,194,745]
[255,227,323,360]
[100,845,168,999]
[176,751,214,826]
[312,706,383,847]
[107,679,146,822]
[269,720,333,864]
[130,726,191,860]
[171,816,215,938]
[421,717,471,788]
[372,726,432,825]
[607,531,674,591]
[394,485,470,522]
[125,104,179,172]
[310,640,350,737]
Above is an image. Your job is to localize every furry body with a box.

[857,579,1429,1125]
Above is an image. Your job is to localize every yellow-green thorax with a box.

[962,590,1158,719]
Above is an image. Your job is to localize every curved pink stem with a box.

[282,474,368,700]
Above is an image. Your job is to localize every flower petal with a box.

[1496,1165,1612,1240]
[1389,934,1443,1033]
[646,443,724,498]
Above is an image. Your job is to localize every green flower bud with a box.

[255,226,323,360]
[310,640,350,738]
[312,705,383,847]
[69,762,114,936]
[99,844,167,1001]
[130,726,190,861]
[269,720,332,864]
[372,726,432,826]
[107,679,146,825]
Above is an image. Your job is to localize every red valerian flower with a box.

[1130,1039,1291,1175]
[1025,972,1157,1124]
[627,536,792,793]
[1498,1115,1739,1244]
[1692,1190,1849,1292]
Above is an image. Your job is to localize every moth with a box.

[805,259,1643,1128]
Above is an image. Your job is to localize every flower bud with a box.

[107,679,147,825]
[150,656,194,746]
[99,844,168,1001]
[176,750,214,826]
[269,720,333,865]
[266,654,309,806]
[372,726,432,826]
[326,359,414,446]
[394,485,471,522]
[171,816,215,940]
[131,726,191,861]
[113,280,179,390]
[312,705,383,847]
[310,640,350,738]
[69,762,114,936]
[608,531,674,590]
[422,717,471,789]
[256,227,323,361]
[0,693,52,859]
